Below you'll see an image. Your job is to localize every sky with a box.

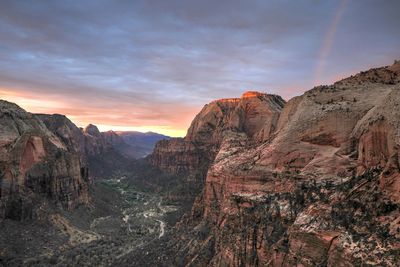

[0,0,399,137]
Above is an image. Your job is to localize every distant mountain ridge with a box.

[114,131,170,158]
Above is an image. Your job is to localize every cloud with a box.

[0,0,399,136]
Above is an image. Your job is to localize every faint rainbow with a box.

[314,0,347,85]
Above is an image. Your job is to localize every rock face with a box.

[37,115,122,161]
[36,114,87,164]
[150,138,203,178]
[1,108,140,221]
[81,127,135,177]
[38,117,162,177]
[186,91,285,144]
[0,102,89,220]
[150,92,285,182]
[83,124,110,156]
[37,115,131,176]
[152,61,400,266]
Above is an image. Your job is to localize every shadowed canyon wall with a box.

[0,103,90,220]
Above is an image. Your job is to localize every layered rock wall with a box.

[150,92,285,182]
[0,102,89,220]
[165,61,400,266]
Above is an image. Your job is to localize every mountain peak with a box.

[389,59,400,73]
[211,91,268,104]
[84,124,101,136]
[241,91,265,98]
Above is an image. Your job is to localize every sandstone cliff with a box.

[150,92,285,182]
[37,115,120,160]
[39,117,134,178]
[152,61,400,266]
[36,114,88,164]
[83,124,111,156]
[0,102,89,220]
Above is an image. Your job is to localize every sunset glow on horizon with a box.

[0,87,193,137]
[0,1,399,137]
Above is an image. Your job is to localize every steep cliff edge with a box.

[0,102,89,220]
[151,61,400,266]
[150,92,285,182]
[36,114,88,164]
[37,116,133,178]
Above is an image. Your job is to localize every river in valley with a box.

[99,176,177,240]
[21,175,181,266]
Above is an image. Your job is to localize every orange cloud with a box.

[0,87,198,137]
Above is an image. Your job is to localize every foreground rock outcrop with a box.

[0,107,138,221]
[150,61,400,266]
[0,102,89,220]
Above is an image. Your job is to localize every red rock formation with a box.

[36,114,87,163]
[82,124,110,156]
[0,102,89,220]
[19,136,46,177]
[151,138,204,179]
[150,92,285,182]
[185,91,284,143]
[38,115,133,178]
[154,61,400,266]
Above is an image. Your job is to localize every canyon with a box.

[0,61,399,266]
